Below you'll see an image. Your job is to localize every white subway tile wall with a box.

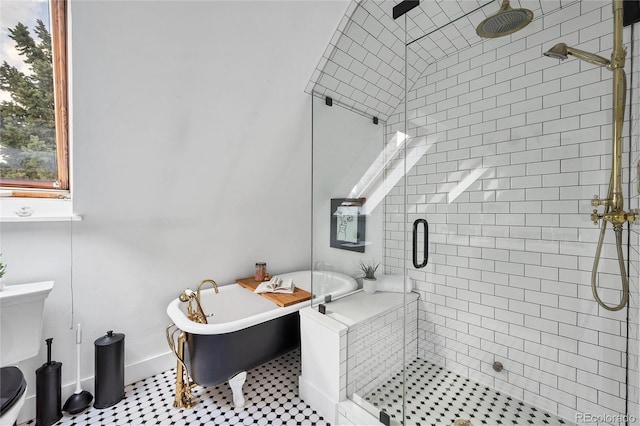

[310,0,640,424]
[345,298,418,399]
[380,2,638,424]
[307,1,551,121]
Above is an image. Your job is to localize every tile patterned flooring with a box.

[20,350,574,426]
[363,358,572,425]
[21,350,327,426]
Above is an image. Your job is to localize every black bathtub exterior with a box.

[185,312,300,386]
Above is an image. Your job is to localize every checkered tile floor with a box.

[20,351,576,426]
[20,350,327,426]
[363,358,572,426]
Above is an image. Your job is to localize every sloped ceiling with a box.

[307,0,572,121]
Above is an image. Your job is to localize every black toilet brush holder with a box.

[35,338,62,426]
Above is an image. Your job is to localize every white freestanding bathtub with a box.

[166,270,357,407]
[167,270,358,333]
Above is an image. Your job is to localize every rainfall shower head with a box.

[476,0,533,38]
[544,43,611,68]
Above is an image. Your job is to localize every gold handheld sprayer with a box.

[545,0,634,311]
[178,289,208,324]
[178,279,219,324]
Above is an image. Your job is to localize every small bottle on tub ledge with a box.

[254,262,267,282]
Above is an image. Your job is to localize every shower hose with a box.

[591,65,629,312]
[591,179,629,311]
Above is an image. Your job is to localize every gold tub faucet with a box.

[197,279,219,299]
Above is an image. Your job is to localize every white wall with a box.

[0,0,348,422]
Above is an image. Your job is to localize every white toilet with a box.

[0,281,54,426]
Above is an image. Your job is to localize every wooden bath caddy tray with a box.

[236,277,311,307]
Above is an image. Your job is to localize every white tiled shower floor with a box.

[20,350,328,426]
[361,358,573,426]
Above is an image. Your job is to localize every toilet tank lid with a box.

[0,367,26,416]
[0,281,54,307]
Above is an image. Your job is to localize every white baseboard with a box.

[299,375,339,425]
[338,399,382,426]
[18,350,174,424]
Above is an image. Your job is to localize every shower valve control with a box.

[591,209,636,225]
[591,195,609,207]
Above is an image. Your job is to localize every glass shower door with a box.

[309,0,410,420]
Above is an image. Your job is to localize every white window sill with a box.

[1,215,82,223]
[0,197,82,223]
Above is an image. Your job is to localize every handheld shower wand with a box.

[544,0,634,311]
[544,43,612,68]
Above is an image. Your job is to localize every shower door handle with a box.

[412,218,429,269]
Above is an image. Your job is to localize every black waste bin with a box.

[94,330,125,409]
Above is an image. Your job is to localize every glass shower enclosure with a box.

[309,0,640,425]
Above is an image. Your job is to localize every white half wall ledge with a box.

[299,307,348,425]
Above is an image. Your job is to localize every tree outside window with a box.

[0,0,68,193]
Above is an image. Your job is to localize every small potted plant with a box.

[359,260,379,294]
[0,254,6,291]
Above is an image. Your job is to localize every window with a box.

[0,0,68,196]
